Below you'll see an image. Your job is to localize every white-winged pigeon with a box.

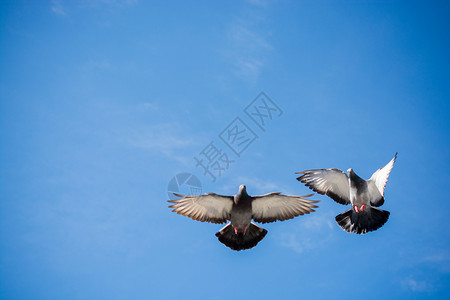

[296,153,397,234]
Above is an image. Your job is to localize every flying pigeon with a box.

[168,185,318,251]
[296,153,397,234]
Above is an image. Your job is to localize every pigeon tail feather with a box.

[215,222,267,251]
[335,207,390,234]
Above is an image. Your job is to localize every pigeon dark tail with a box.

[335,207,390,234]
[215,222,267,251]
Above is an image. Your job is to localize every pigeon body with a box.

[168,185,318,251]
[296,153,397,234]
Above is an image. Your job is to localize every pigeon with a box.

[168,185,318,251]
[296,153,397,234]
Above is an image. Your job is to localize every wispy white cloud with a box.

[423,249,450,263]
[118,122,203,165]
[245,0,269,7]
[277,211,336,254]
[80,0,140,9]
[423,249,450,273]
[139,102,159,111]
[97,0,139,5]
[299,213,335,231]
[87,100,203,166]
[229,176,287,194]
[51,0,67,16]
[51,0,139,17]
[280,232,305,254]
[401,277,433,293]
[81,60,115,71]
[223,5,272,82]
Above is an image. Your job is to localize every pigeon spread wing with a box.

[296,168,350,205]
[367,153,397,207]
[168,193,234,224]
[251,193,319,224]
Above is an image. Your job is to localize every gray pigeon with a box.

[168,185,318,251]
[296,153,397,234]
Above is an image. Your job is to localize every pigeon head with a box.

[347,168,364,185]
[347,168,359,180]
[237,185,248,199]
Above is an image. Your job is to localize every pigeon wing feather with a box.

[168,193,233,224]
[251,193,319,224]
[367,153,397,207]
[296,168,350,205]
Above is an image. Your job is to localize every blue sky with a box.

[1,0,449,299]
